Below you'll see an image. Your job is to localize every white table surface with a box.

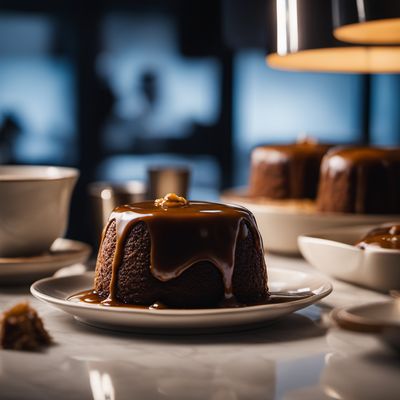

[0,254,398,400]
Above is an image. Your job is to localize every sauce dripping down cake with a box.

[91,194,268,308]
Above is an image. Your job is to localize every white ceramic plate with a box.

[221,189,400,255]
[31,267,332,333]
[298,225,400,292]
[0,239,91,285]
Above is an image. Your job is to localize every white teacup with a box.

[0,165,79,257]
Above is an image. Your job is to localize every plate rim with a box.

[331,301,400,332]
[30,267,333,317]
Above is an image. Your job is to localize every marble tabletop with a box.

[0,254,399,400]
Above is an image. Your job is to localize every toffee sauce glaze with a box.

[74,201,268,308]
[356,224,400,250]
[70,289,299,309]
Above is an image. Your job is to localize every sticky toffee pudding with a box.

[79,194,269,309]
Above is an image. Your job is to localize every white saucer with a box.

[30,267,332,333]
[331,301,400,352]
[221,189,400,255]
[298,225,400,292]
[0,239,91,285]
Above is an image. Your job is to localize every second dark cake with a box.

[317,147,400,214]
[248,141,330,199]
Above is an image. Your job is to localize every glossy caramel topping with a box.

[356,224,400,250]
[70,289,300,309]
[321,146,400,175]
[252,142,330,164]
[102,198,265,303]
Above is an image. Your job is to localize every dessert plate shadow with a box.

[0,239,91,285]
[31,267,332,333]
[221,189,400,255]
[298,225,400,292]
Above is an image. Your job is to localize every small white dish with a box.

[31,267,332,333]
[0,238,91,285]
[221,189,400,255]
[331,301,400,352]
[298,225,400,292]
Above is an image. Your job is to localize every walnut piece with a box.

[0,302,52,351]
[154,193,188,209]
[296,133,318,145]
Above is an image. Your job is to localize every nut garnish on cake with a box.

[154,193,188,209]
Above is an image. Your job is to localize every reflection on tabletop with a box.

[0,344,277,400]
[0,306,324,400]
[284,329,400,400]
[1,301,399,400]
[2,324,398,400]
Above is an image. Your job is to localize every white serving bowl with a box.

[221,189,400,255]
[0,165,78,257]
[298,224,400,292]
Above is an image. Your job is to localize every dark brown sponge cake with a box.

[317,147,400,214]
[248,142,330,199]
[94,195,268,308]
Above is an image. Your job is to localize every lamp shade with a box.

[333,0,400,44]
[265,0,400,73]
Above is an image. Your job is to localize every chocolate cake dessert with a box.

[248,140,330,199]
[356,224,400,250]
[91,193,268,308]
[317,147,400,214]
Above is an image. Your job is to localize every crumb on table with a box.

[0,302,52,351]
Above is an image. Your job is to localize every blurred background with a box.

[0,0,399,245]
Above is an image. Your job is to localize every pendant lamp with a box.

[265,0,400,73]
[333,0,400,44]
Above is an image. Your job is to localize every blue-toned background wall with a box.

[0,14,76,165]
[370,75,400,146]
[233,51,367,185]
[0,1,399,242]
